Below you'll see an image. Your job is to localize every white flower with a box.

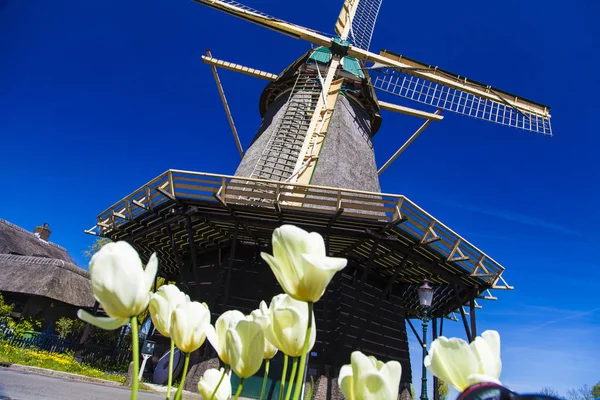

[226,319,265,378]
[206,310,246,365]
[257,294,316,357]
[149,284,189,338]
[250,301,278,360]
[424,330,502,392]
[77,241,157,330]
[260,225,347,303]
[339,351,402,400]
[198,368,231,400]
[170,300,211,353]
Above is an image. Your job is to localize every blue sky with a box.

[1,0,598,395]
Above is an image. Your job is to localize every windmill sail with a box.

[368,52,552,136]
[348,0,383,50]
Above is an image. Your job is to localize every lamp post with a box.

[417,279,433,400]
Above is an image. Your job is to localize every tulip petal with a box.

[338,365,355,400]
[379,360,402,399]
[355,372,392,400]
[77,310,129,330]
[424,337,479,392]
[144,253,158,292]
[466,373,502,387]
[351,351,378,381]
[301,253,347,302]
[470,336,500,378]
[481,330,502,377]
[226,320,264,378]
[198,368,232,400]
[261,252,297,299]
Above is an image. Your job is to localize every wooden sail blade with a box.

[336,0,383,50]
[335,0,361,40]
[347,48,553,135]
[192,0,331,47]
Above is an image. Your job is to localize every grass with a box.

[0,342,126,384]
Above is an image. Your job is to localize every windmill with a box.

[87,1,551,397]
[197,0,551,191]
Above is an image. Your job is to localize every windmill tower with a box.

[87,1,552,398]
[200,0,551,193]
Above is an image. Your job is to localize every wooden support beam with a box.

[378,101,444,121]
[432,317,439,400]
[185,214,202,299]
[201,54,278,81]
[420,220,441,245]
[378,109,443,176]
[222,221,239,312]
[453,286,473,342]
[448,238,470,262]
[470,296,477,339]
[205,50,244,159]
[167,223,192,294]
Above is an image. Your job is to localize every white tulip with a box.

[226,319,265,378]
[260,225,347,303]
[77,241,157,330]
[339,351,402,400]
[170,300,211,353]
[424,330,502,392]
[250,301,278,360]
[257,294,316,357]
[149,284,189,338]
[206,309,246,365]
[198,368,231,400]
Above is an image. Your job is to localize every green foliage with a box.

[0,342,125,383]
[55,317,85,339]
[438,380,450,400]
[8,315,42,336]
[592,382,600,399]
[0,293,14,323]
[411,384,415,400]
[304,375,314,400]
[83,237,112,260]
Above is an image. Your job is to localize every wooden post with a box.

[185,214,202,299]
[470,296,477,339]
[432,318,439,400]
[222,221,239,312]
[453,287,472,343]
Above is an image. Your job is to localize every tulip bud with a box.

[149,284,189,338]
[77,241,157,330]
[206,310,246,365]
[261,225,347,303]
[257,294,316,357]
[170,300,211,353]
[198,368,231,400]
[424,330,502,392]
[250,301,278,360]
[338,351,402,400]
[226,320,264,379]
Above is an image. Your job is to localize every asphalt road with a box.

[0,369,170,400]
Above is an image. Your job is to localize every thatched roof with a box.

[0,219,75,263]
[0,219,94,308]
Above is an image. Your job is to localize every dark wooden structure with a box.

[87,170,512,398]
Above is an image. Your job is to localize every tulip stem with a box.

[292,302,313,400]
[233,378,245,400]
[209,365,229,400]
[166,339,174,399]
[130,316,139,400]
[285,357,299,400]
[279,354,289,400]
[259,359,270,400]
[174,352,190,400]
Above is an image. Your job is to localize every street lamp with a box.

[417,279,433,400]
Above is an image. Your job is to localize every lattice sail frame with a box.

[347,0,383,50]
[369,67,552,135]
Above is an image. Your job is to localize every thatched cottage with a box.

[0,219,95,329]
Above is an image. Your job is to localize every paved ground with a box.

[0,369,196,399]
